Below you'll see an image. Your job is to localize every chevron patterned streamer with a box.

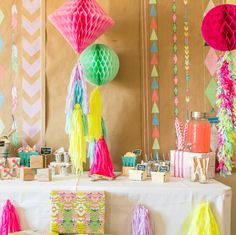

[0,7,5,135]
[21,0,44,146]
[183,0,190,120]
[149,0,160,157]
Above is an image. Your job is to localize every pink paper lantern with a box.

[48,0,114,54]
[201,4,236,51]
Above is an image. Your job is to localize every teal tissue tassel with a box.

[87,140,96,167]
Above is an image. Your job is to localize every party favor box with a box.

[7,157,20,168]
[0,157,6,168]
[0,168,17,180]
[170,150,215,179]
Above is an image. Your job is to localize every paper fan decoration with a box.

[48,0,114,54]
[202,4,236,51]
[80,44,120,86]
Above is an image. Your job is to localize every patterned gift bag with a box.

[50,191,105,234]
[0,157,6,168]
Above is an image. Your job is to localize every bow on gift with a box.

[175,118,188,150]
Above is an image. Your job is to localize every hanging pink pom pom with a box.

[131,204,153,235]
[89,137,115,179]
[0,200,21,235]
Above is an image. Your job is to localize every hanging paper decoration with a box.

[149,0,160,158]
[80,44,119,86]
[0,200,21,235]
[11,3,19,146]
[183,0,190,120]
[21,0,44,147]
[89,137,115,179]
[202,4,236,51]
[48,0,114,54]
[203,0,218,113]
[69,104,86,173]
[131,204,152,235]
[65,62,88,134]
[181,202,220,235]
[202,4,236,176]
[87,87,102,140]
[172,0,179,118]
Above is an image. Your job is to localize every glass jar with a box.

[187,112,211,153]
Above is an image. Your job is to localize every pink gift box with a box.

[170,150,215,179]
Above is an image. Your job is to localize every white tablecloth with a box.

[0,174,231,235]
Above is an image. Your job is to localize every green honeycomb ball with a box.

[79,44,120,86]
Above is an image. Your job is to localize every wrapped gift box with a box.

[20,168,35,181]
[37,168,52,182]
[170,150,215,179]
[7,157,20,168]
[1,167,17,180]
[30,155,44,169]
[19,151,39,167]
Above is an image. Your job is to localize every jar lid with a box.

[191,112,208,119]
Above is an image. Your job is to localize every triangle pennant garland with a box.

[150,5,157,17]
[152,114,159,125]
[152,103,159,114]
[150,30,158,41]
[152,138,160,150]
[151,66,158,77]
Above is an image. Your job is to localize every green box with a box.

[18,152,39,167]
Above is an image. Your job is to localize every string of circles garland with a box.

[11,2,19,146]
[202,4,236,176]
[172,0,179,118]
[183,0,190,120]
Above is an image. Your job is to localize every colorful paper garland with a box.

[149,0,160,157]
[183,0,190,120]
[172,0,179,118]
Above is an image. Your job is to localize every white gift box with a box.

[170,150,215,179]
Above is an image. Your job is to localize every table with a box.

[0,174,231,235]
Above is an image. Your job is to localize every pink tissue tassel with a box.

[89,137,115,179]
[0,200,21,235]
[132,205,153,235]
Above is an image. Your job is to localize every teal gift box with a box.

[122,156,137,167]
[18,152,39,167]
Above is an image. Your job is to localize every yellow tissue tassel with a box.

[69,104,86,173]
[181,202,220,235]
[87,87,102,140]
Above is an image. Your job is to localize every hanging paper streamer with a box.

[131,204,153,235]
[149,0,160,155]
[181,202,220,235]
[89,137,115,179]
[11,3,19,146]
[65,62,88,134]
[69,104,86,173]
[172,0,179,118]
[48,0,114,54]
[216,52,236,175]
[183,0,191,120]
[87,140,96,167]
[0,200,21,235]
[202,4,236,175]
[87,87,102,141]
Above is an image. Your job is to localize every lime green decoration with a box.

[205,78,217,107]
[80,44,119,86]
[181,202,220,235]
